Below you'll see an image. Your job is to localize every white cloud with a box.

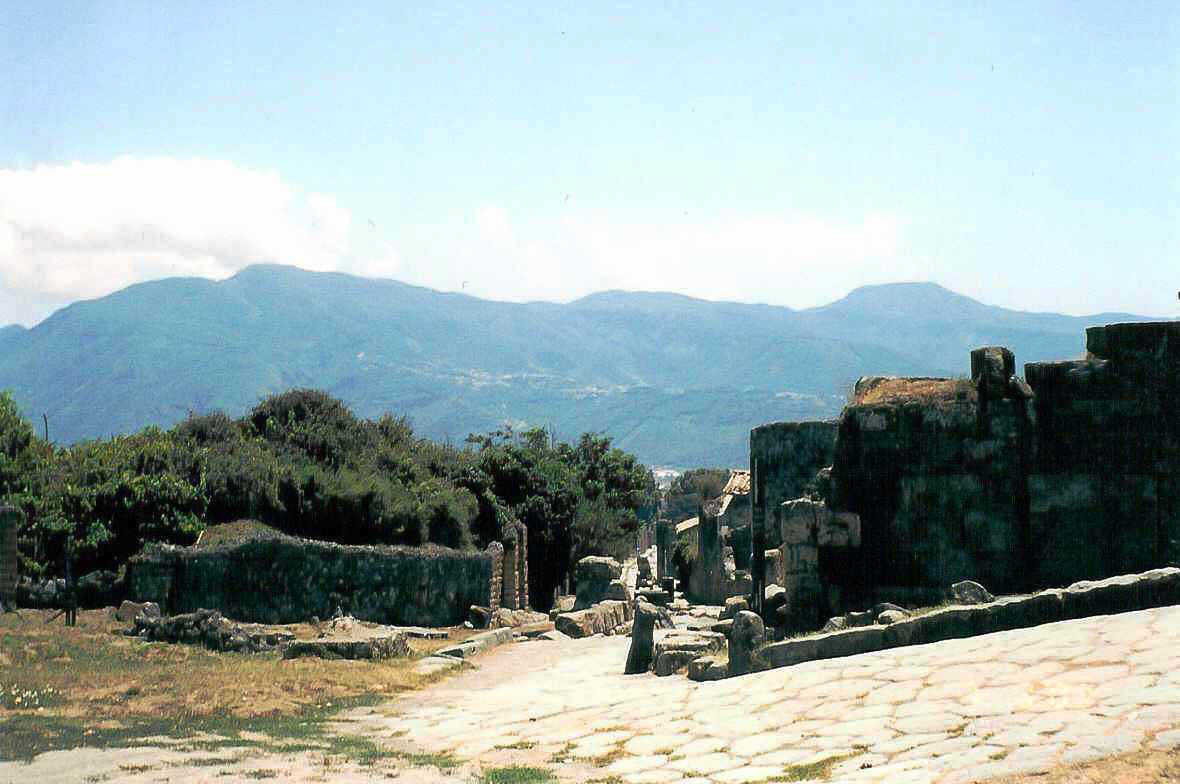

[0,156,352,304]
[0,155,908,324]
[455,207,905,307]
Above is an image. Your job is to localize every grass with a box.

[482,766,557,783]
[0,607,470,762]
[851,376,976,406]
[495,740,538,750]
[771,751,861,782]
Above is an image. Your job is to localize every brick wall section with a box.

[0,506,19,606]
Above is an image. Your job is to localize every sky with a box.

[0,1,1177,326]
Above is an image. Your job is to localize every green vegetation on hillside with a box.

[0,388,656,610]
[1,265,1150,467]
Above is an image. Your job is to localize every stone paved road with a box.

[4,605,1179,783]
[345,604,1180,783]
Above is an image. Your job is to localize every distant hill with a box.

[0,265,1153,467]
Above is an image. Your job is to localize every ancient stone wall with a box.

[128,534,494,627]
[687,506,725,603]
[750,421,838,551]
[815,324,1180,609]
[1026,322,1180,586]
[0,506,19,607]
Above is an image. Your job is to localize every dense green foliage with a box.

[662,467,730,523]
[1,265,1146,467]
[1,389,655,608]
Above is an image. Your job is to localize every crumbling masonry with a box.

[753,321,1180,632]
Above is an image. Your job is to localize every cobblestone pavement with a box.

[346,604,1180,783]
[4,605,1179,783]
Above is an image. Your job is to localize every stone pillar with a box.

[655,520,675,581]
[515,520,529,610]
[695,504,723,604]
[729,610,765,676]
[0,506,19,609]
[502,535,519,610]
[751,458,765,615]
[486,541,504,613]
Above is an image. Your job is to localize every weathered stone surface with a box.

[636,588,671,606]
[653,631,726,677]
[468,605,492,628]
[877,609,908,625]
[115,600,161,623]
[821,616,847,633]
[128,535,493,627]
[729,611,765,676]
[845,609,875,628]
[491,607,549,628]
[605,579,633,603]
[687,656,729,682]
[719,595,749,620]
[555,600,631,639]
[435,627,514,659]
[753,567,1180,675]
[283,633,409,660]
[130,608,295,653]
[577,556,622,583]
[624,601,660,674]
[951,580,994,605]
[971,346,1016,398]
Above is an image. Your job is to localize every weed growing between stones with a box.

[481,765,557,783]
[770,751,860,782]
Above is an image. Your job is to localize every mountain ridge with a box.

[0,265,1156,466]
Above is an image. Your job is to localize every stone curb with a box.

[744,567,1180,674]
[435,627,515,659]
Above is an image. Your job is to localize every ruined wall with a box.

[750,421,838,550]
[828,349,1034,600]
[1026,322,1180,586]
[128,534,493,627]
[0,506,19,607]
[819,325,1180,606]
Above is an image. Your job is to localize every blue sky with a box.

[1,1,1176,325]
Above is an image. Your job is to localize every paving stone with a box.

[622,769,683,784]
[892,711,968,735]
[666,751,743,775]
[747,747,817,766]
[728,732,789,758]
[1151,728,1180,750]
[712,765,786,783]
[606,754,669,775]
[623,735,686,755]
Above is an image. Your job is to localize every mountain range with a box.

[0,265,1152,467]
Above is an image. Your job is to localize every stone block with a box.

[729,611,765,676]
[816,626,884,659]
[971,346,1016,398]
[115,600,161,623]
[624,601,660,674]
[554,600,630,639]
[687,657,729,681]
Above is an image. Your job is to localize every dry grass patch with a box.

[0,607,470,760]
[989,745,1180,783]
[851,376,976,406]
